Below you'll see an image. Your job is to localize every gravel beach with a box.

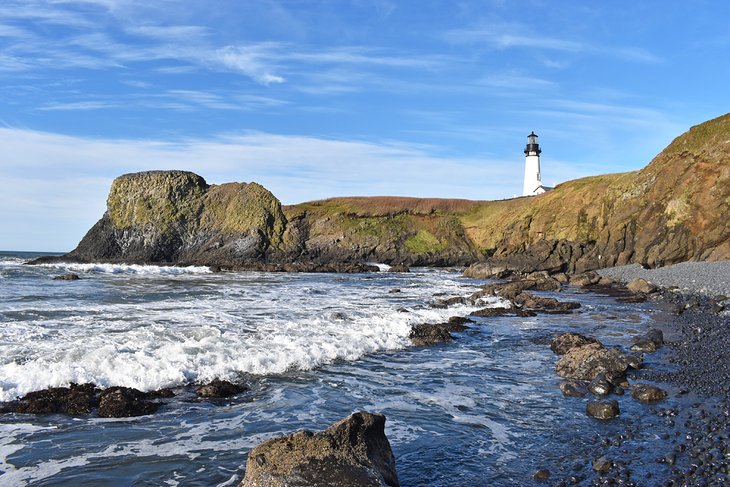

[597,261,730,298]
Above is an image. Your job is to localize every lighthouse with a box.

[523,131,549,196]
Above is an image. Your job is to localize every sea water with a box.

[0,251,675,485]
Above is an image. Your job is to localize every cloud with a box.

[0,127,522,250]
[445,24,661,63]
[214,45,286,85]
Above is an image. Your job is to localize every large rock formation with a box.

[36,112,730,270]
[241,411,399,487]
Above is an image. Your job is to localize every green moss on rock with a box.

[107,171,207,230]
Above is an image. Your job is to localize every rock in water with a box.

[631,384,668,403]
[550,332,601,355]
[97,387,160,418]
[586,400,620,420]
[409,323,454,346]
[53,273,80,281]
[555,343,630,381]
[241,411,399,487]
[196,379,247,398]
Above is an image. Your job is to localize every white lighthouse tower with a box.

[523,131,549,196]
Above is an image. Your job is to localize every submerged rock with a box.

[241,411,399,487]
[550,332,601,355]
[559,380,588,397]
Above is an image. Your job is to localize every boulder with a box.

[97,387,161,418]
[196,379,248,398]
[569,272,601,287]
[555,344,630,381]
[631,384,668,403]
[550,332,602,355]
[387,264,410,273]
[241,411,399,487]
[462,262,512,279]
[586,400,620,420]
[469,307,511,318]
[626,278,658,294]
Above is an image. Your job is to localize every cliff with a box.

[47,113,730,272]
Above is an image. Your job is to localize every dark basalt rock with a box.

[15,383,99,415]
[469,307,511,318]
[588,373,613,396]
[586,400,620,420]
[551,332,602,355]
[196,379,248,398]
[241,411,399,487]
[97,387,161,418]
[409,323,454,346]
[533,468,551,481]
[631,384,668,403]
[53,273,80,281]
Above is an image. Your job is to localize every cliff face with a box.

[58,113,730,271]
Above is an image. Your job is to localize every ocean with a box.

[0,251,680,485]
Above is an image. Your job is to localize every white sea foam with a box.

[38,262,212,275]
[0,269,506,401]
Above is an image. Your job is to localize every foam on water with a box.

[38,262,212,275]
[0,260,505,401]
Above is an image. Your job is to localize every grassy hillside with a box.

[287,113,730,269]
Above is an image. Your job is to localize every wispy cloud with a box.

[445,24,661,63]
[214,44,286,85]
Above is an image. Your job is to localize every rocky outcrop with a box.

[32,113,730,270]
[241,411,399,487]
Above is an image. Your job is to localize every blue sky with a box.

[1,0,727,251]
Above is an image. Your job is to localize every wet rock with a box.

[16,383,99,415]
[586,400,620,420]
[626,278,658,294]
[209,265,222,273]
[53,273,80,281]
[631,384,667,403]
[432,296,466,308]
[646,328,664,346]
[387,264,410,273]
[533,468,551,481]
[514,292,581,313]
[589,373,613,396]
[409,323,453,346]
[555,343,630,381]
[97,387,161,418]
[551,332,601,355]
[447,316,473,329]
[592,456,612,474]
[531,276,562,292]
[469,307,511,318]
[624,354,643,370]
[560,380,588,397]
[388,288,401,294]
[196,379,247,398]
[330,312,347,320]
[241,411,399,487]
[630,339,657,352]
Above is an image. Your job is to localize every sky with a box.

[1,0,728,251]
